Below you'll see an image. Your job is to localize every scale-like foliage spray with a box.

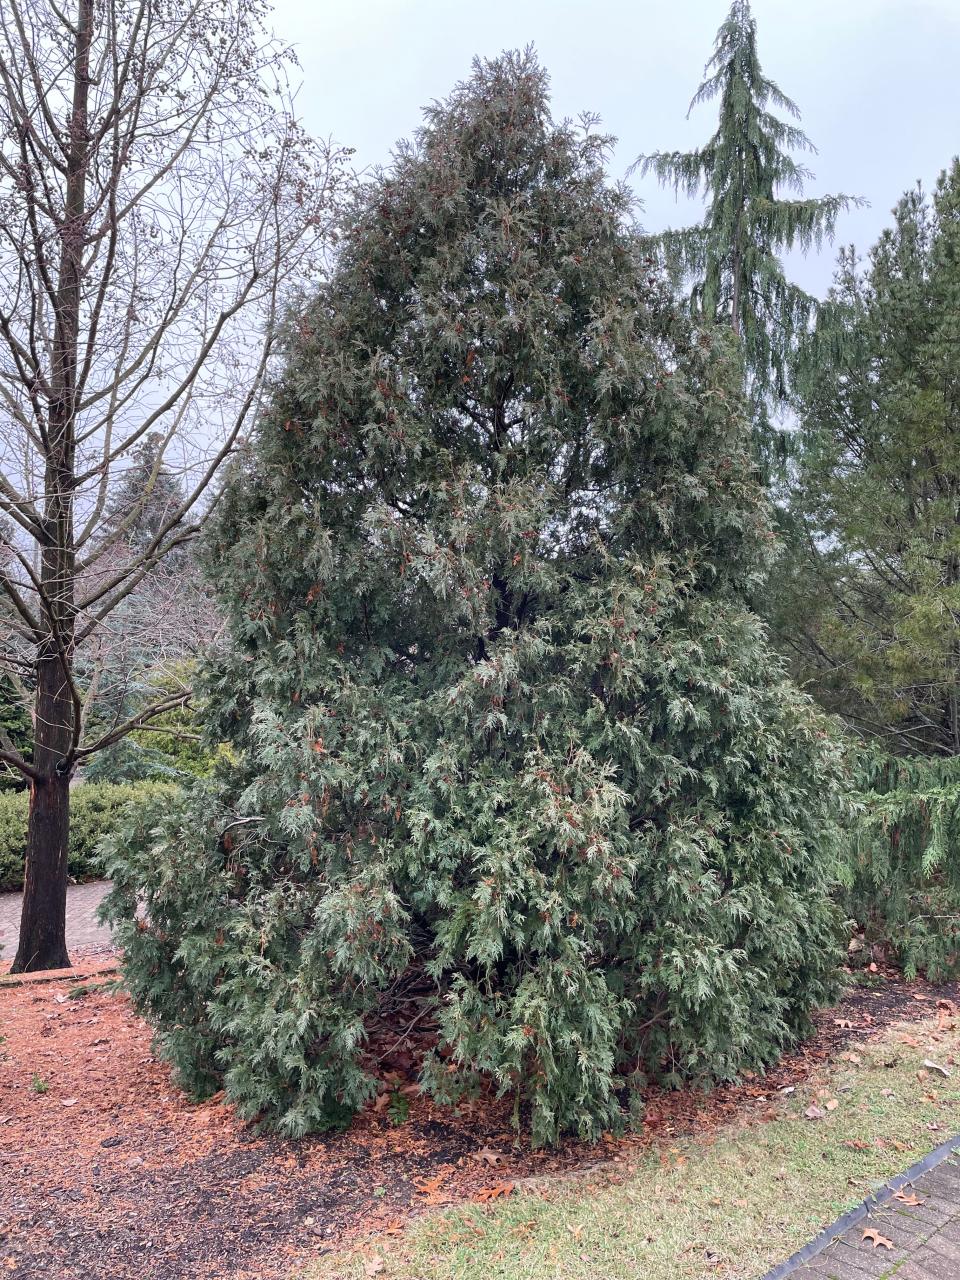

[102,53,844,1145]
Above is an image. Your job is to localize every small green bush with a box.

[0,781,177,892]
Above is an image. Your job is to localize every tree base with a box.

[10,943,72,974]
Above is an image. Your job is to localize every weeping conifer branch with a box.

[635,0,863,467]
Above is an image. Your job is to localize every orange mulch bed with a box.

[0,959,954,1280]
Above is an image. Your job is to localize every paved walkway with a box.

[764,1141,960,1279]
[0,879,114,958]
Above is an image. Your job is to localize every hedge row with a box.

[0,782,177,892]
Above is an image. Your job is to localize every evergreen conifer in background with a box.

[103,53,845,1145]
[638,0,860,465]
[778,163,960,975]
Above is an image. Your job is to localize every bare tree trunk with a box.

[11,0,91,972]
[13,657,73,971]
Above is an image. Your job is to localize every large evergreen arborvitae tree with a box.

[103,53,844,1145]
[638,0,859,456]
[778,163,960,975]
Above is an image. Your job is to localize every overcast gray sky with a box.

[271,0,960,297]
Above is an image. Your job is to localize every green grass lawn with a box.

[301,1009,960,1280]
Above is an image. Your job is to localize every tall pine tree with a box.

[638,0,860,458]
[103,52,845,1145]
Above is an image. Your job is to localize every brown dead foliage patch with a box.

[0,958,954,1280]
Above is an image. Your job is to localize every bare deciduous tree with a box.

[0,0,344,970]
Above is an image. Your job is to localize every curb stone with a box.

[758,1132,960,1279]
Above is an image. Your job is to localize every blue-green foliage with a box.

[101,53,845,1147]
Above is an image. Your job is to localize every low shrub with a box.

[0,781,177,892]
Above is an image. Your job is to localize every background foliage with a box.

[637,0,858,467]
[778,161,960,972]
[0,781,176,892]
[840,753,960,979]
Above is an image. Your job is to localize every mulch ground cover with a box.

[0,955,955,1280]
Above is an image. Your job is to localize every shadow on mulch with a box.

[0,967,954,1280]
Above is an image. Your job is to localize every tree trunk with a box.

[11,659,74,972]
[10,0,91,973]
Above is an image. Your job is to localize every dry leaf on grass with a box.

[474,1183,514,1202]
[862,1226,894,1250]
[923,1059,952,1078]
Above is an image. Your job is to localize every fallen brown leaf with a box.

[923,1059,952,1079]
[470,1147,505,1167]
[413,1174,453,1204]
[475,1183,514,1202]
[894,1191,925,1207]
[862,1226,893,1250]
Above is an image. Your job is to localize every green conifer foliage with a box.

[638,0,859,454]
[102,53,844,1145]
[786,165,960,757]
[844,752,960,979]
[780,163,960,974]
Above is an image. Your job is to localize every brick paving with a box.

[0,879,114,959]
[766,1147,960,1280]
